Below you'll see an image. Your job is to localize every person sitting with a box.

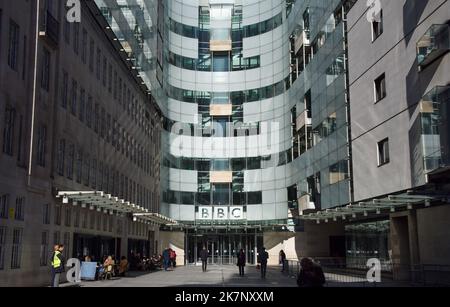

[119,256,129,277]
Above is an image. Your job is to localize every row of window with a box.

[168,12,283,40]
[59,12,156,139]
[167,50,260,72]
[0,194,25,221]
[163,190,263,206]
[55,138,158,208]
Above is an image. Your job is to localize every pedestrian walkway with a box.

[71,265,298,288]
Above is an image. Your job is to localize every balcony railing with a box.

[417,24,449,70]
[39,10,59,47]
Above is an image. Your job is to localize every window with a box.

[86,95,93,128]
[76,149,83,183]
[2,106,15,156]
[41,48,51,91]
[81,28,87,63]
[74,207,80,228]
[64,207,71,227]
[378,138,390,166]
[0,227,6,270]
[11,228,23,269]
[14,197,25,221]
[89,39,94,72]
[79,88,85,122]
[102,56,107,86]
[57,139,65,176]
[94,103,100,133]
[329,160,349,185]
[54,205,61,226]
[8,20,20,71]
[61,71,68,108]
[37,124,47,167]
[0,194,9,219]
[63,233,70,255]
[67,143,75,179]
[372,10,383,41]
[374,73,386,102]
[53,231,60,245]
[43,204,51,225]
[63,9,70,44]
[40,231,49,266]
[70,79,78,115]
[96,48,101,80]
[73,23,79,54]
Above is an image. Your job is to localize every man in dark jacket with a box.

[51,244,65,287]
[162,248,171,271]
[297,258,326,287]
[199,247,209,272]
[259,247,269,279]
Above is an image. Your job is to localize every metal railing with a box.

[281,259,450,287]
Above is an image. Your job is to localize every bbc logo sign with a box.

[198,206,244,221]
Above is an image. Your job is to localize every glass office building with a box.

[98,0,356,264]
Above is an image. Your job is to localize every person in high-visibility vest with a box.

[51,244,65,287]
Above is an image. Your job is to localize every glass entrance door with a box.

[186,231,261,266]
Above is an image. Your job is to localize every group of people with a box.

[162,248,177,271]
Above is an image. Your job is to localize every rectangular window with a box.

[374,73,386,102]
[54,205,61,226]
[86,96,93,128]
[43,203,51,225]
[61,71,68,108]
[102,56,107,86]
[96,48,101,80]
[2,106,15,156]
[65,207,71,227]
[41,48,51,91]
[40,231,49,266]
[76,149,83,183]
[14,197,25,221]
[37,124,47,167]
[0,226,6,270]
[108,64,112,93]
[11,228,23,269]
[67,143,75,179]
[8,20,20,71]
[53,231,60,245]
[89,39,94,72]
[74,207,80,228]
[63,9,70,44]
[0,195,9,219]
[81,28,87,63]
[372,10,383,41]
[79,88,85,122]
[57,139,65,176]
[84,154,90,186]
[378,138,390,166]
[94,103,100,133]
[73,23,79,54]
[71,79,78,115]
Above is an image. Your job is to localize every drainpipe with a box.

[28,0,41,183]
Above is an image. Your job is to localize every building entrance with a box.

[186,230,263,266]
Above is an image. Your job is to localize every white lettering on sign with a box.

[197,207,244,220]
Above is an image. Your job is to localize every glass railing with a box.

[419,86,450,172]
[417,24,449,69]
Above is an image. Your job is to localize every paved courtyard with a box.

[72,265,298,288]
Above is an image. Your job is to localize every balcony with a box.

[210,104,232,116]
[210,171,233,183]
[418,86,450,173]
[417,24,449,70]
[39,10,59,48]
[210,39,232,52]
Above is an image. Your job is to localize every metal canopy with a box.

[299,193,440,223]
[56,191,177,226]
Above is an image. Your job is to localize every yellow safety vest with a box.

[52,251,61,268]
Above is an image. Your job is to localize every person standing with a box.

[170,248,177,268]
[51,244,65,287]
[279,250,287,273]
[237,249,246,276]
[258,247,269,279]
[200,246,209,272]
[162,248,171,271]
[297,258,326,287]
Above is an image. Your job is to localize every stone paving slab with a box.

[71,265,298,288]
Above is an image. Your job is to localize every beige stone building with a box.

[0,0,162,286]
